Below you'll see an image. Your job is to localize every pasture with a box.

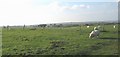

[2,24,119,55]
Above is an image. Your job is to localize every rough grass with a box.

[2,24,119,55]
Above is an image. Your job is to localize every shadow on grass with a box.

[100,30,109,32]
[118,31,120,33]
[78,41,111,55]
[99,37,118,40]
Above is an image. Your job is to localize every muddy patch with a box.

[49,40,68,49]
[78,42,110,55]
[99,37,118,40]
[100,30,109,32]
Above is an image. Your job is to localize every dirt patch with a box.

[100,37,118,40]
[100,30,109,32]
[78,42,110,55]
[49,40,67,49]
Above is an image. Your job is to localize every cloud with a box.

[0,1,66,25]
[56,0,118,2]
[80,5,90,8]
[71,5,79,10]
[0,0,91,26]
[118,0,120,2]
[62,4,90,10]
[0,0,98,26]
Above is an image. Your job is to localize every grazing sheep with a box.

[113,25,116,28]
[23,25,25,29]
[7,25,11,30]
[89,27,100,39]
[7,27,11,30]
[8,27,11,30]
[94,27,98,30]
[97,25,101,29]
[87,26,90,28]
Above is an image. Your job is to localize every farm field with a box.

[2,24,119,55]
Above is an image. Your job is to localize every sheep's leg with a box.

[89,34,94,39]
[89,34,92,39]
[89,35,91,38]
[96,34,99,38]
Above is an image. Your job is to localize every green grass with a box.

[2,24,119,55]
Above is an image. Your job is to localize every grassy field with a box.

[2,24,119,55]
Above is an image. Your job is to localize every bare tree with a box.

[7,25,10,30]
[23,24,25,30]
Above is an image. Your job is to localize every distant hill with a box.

[1,20,118,27]
[46,20,118,26]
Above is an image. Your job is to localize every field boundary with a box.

[1,55,119,57]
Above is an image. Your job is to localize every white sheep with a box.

[8,27,11,30]
[94,27,98,30]
[113,25,116,28]
[7,26,11,30]
[97,25,101,29]
[87,26,90,28]
[89,27,100,39]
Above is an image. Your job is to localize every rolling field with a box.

[2,24,119,55]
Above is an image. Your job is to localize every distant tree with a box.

[56,24,62,27]
[85,24,89,26]
[60,24,63,27]
[38,24,47,28]
[54,24,56,27]
[3,26,6,28]
[23,24,25,29]
[7,25,10,30]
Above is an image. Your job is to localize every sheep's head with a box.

[94,27,98,30]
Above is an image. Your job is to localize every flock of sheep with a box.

[89,26,100,39]
[88,25,116,39]
[4,25,117,39]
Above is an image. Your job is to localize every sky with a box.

[0,0,119,26]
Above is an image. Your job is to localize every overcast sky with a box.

[0,0,118,26]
